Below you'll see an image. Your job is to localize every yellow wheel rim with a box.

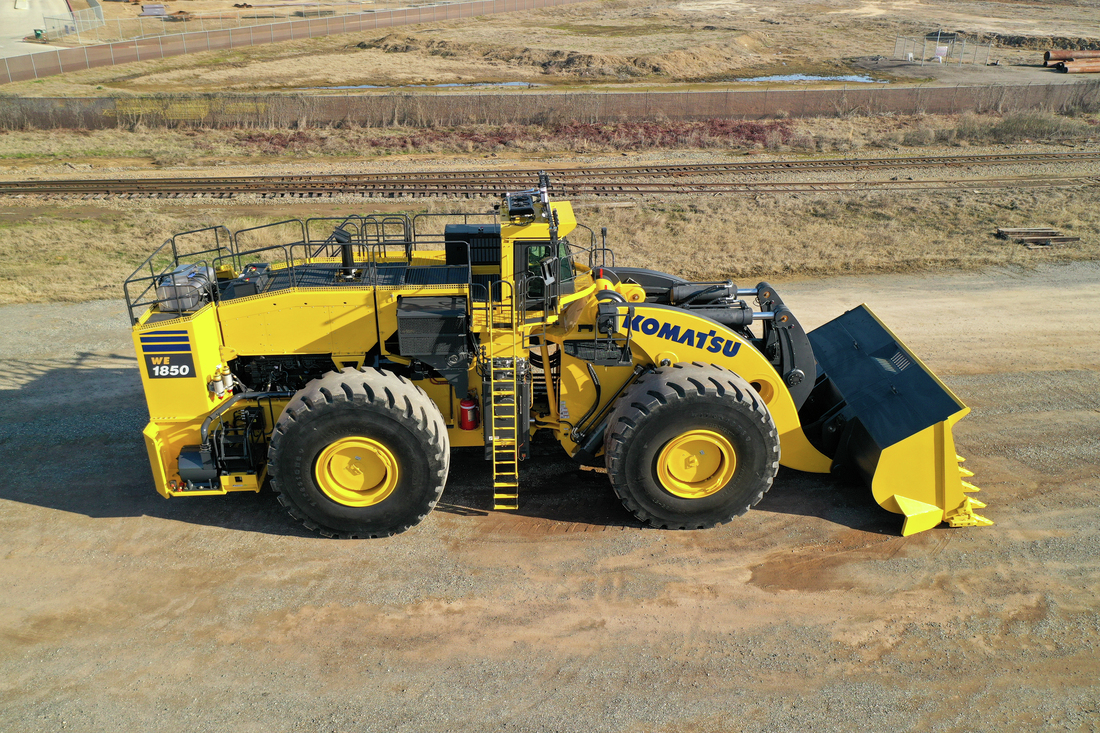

[656,429,737,499]
[314,436,399,507]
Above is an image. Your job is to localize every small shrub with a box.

[788,131,815,150]
[955,113,986,141]
[903,128,935,146]
[988,111,1088,143]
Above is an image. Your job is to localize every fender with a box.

[563,301,832,473]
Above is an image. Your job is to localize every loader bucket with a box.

[805,305,991,536]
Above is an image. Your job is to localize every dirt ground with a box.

[8,0,1100,96]
[1,261,1098,731]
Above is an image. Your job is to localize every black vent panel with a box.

[396,296,469,357]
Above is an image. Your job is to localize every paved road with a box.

[1,263,1098,731]
[0,0,80,59]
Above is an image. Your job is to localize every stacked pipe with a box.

[1044,49,1100,73]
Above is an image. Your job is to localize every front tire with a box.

[269,367,449,538]
[604,363,779,529]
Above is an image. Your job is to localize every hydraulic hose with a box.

[200,391,294,447]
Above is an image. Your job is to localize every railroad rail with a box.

[2,151,1098,198]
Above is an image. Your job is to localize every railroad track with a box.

[2,151,1098,197]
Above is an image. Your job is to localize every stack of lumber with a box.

[996,227,1081,249]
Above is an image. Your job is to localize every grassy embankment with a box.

[0,111,1096,162]
[1,111,1097,305]
[2,186,1097,306]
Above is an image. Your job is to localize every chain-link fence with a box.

[41,0,104,42]
[893,32,993,66]
[2,82,1097,130]
[3,0,580,84]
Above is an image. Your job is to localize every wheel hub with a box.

[314,436,399,507]
[656,429,737,499]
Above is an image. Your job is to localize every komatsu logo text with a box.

[629,315,741,357]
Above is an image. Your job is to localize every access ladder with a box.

[486,286,523,510]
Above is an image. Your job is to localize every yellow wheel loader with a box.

[124,174,991,538]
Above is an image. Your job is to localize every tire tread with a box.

[604,364,779,530]
[269,367,449,539]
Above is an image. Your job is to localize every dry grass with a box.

[593,189,1100,282]
[2,188,1097,306]
[0,121,795,165]
[0,207,290,304]
[0,111,1095,165]
[6,0,1098,98]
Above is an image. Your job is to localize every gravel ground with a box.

[1,263,1099,732]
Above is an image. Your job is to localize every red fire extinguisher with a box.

[459,395,480,431]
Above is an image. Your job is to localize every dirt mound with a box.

[356,33,769,79]
[956,32,1100,50]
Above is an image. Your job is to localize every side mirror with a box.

[539,256,557,286]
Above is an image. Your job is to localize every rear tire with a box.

[604,363,779,529]
[269,367,449,538]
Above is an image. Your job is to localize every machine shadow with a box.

[0,354,316,538]
[0,355,893,537]
[439,439,895,533]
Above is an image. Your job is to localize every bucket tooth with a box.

[959,466,975,478]
[946,495,993,528]
[961,480,981,493]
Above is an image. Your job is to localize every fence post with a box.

[159,35,164,58]
[135,39,141,61]
[29,53,37,79]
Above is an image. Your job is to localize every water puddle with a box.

[302,81,544,90]
[733,73,888,83]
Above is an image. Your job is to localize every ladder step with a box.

[487,323,522,512]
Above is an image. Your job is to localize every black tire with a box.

[268,367,449,538]
[604,362,779,529]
